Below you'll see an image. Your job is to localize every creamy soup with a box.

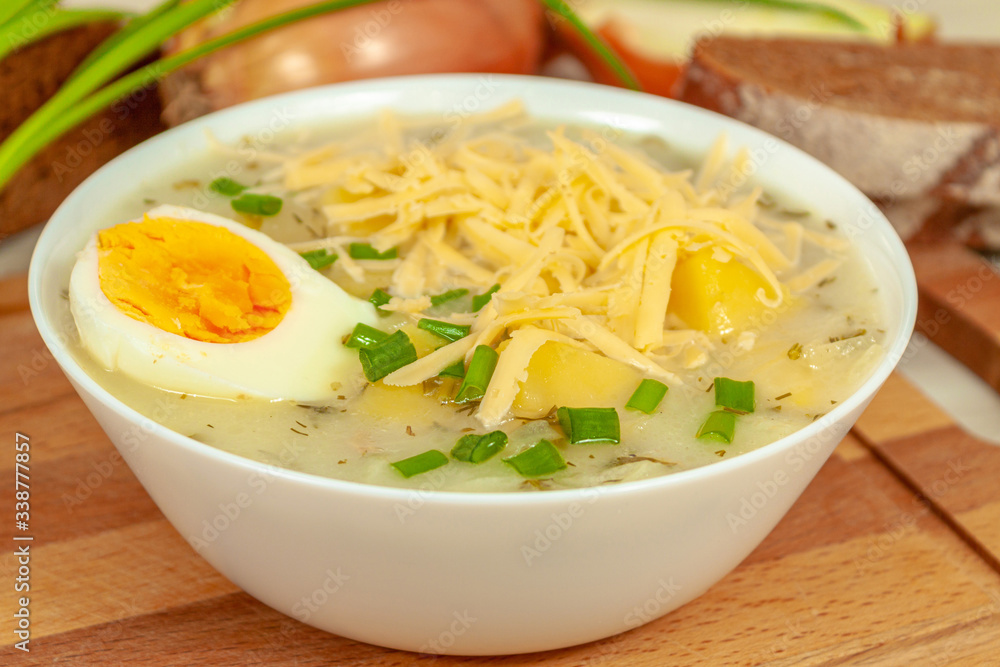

[68,103,885,492]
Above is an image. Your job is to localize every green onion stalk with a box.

[738,0,865,31]
[344,323,387,349]
[713,377,756,414]
[625,378,668,414]
[456,345,499,404]
[358,329,418,382]
[0,0,639,196]
[0,3,132,61]
[504,439,567,477]
[391,449,449,478]
[451,430,508,464]
[557,406,620,444]
[429,288,469,307]
[417,318,471,343]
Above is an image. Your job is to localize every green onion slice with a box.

[344,323,388,349]
[455,345,498,403]
[697,410,737,443]
[504,440,567,477]
[625,379,668,414]
[557,407,620,444]
[231,193,283,216]
[438,359,466,379]
[430,288,469,307]
[299,248,337,270]
[368,288,391,315]
[358,330,417,382]
[348,242,397,260]
[451,431,508,464]
[209,176,247,196]
[391,449,448,478]
[417,318,470,343]
[714,377,756,414]
[472,284,500,312]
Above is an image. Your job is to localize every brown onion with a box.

[160,0,546,125]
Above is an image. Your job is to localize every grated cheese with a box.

[476,326,567,428]
[272,107,843,427]
[786,258,843,294]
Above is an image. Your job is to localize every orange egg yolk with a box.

[96,216,291,343]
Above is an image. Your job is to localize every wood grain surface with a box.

[2,273,1000,665]
[908,240,1000,394]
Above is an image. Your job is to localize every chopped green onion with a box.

[472,284,500,312]
[438,359,466,379]
[209,176,247,196]
[430,288,469,307]
[344,323,388,349]
[451,431,508,464]
[714,377,755,414]
[348,242,397,260]
[358,330,417,382]
[391,449,448,478]
[697,410,737,443]
[299,248,337,270]
[231,193,283,216]
[417,318,470,343]
[556,407,620,444]
[503,440,567,477]
[625,379,668,414]
[455,345,498,403]
[368,288,392,315]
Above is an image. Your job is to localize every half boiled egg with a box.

[69,204,375,401]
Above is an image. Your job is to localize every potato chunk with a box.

[398,323,443,358]
[668,248,768,335]
[353,383,432,422]
[512,342,641,418]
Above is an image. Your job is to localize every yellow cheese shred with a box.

[634,232,679,351]
[476,326,567,428]
[271,106,847,426]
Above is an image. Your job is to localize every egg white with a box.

[69,205,377,402]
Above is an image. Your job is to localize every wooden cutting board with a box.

[908,240,1000,395]
[3,271,1000,665]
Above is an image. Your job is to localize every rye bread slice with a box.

[676,36,1000,210]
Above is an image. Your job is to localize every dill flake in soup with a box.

[69,102,887,492]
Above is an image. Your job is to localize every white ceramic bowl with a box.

[29,74,916,655]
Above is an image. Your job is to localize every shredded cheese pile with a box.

[271,102,848,427]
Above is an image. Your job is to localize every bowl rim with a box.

[28,73,918,506]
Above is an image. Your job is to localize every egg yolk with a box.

[96,216,291,343]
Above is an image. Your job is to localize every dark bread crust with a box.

[938,131,1000,206]
[681,36,1000,124]
[677,35,1000,244]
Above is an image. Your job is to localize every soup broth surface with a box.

[68,110,886,492]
